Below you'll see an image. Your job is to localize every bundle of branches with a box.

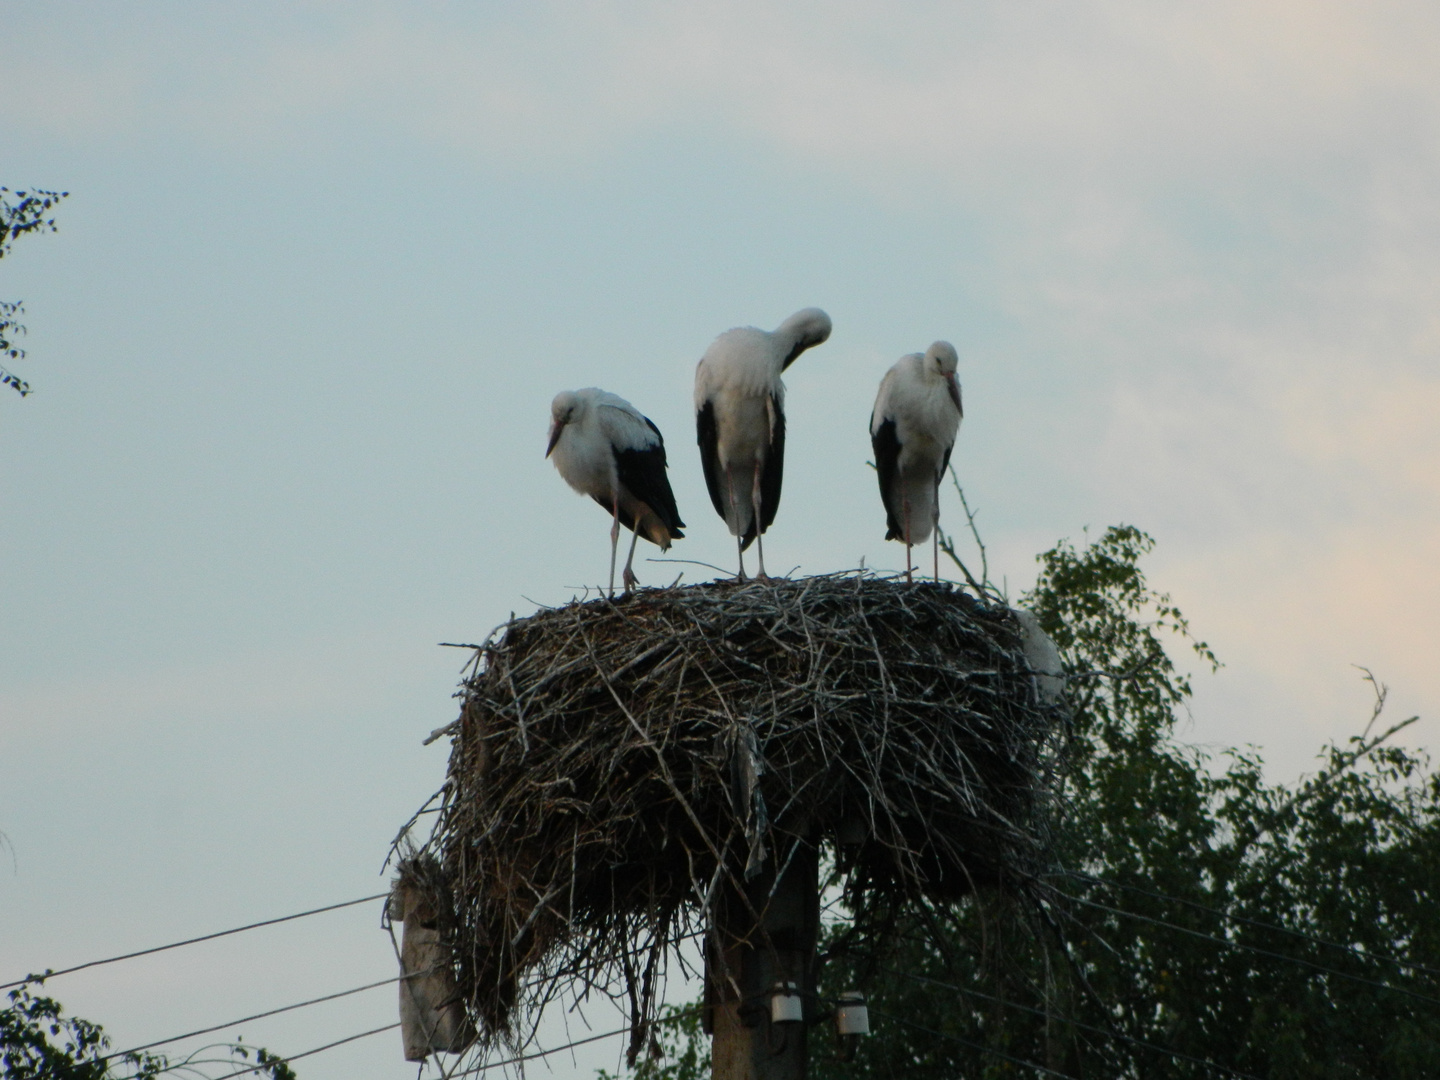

[404,573,1061,1054]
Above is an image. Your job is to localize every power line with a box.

[105,974,402,1061]
[114,961,557,1066]
[86,924,709,1069]
[1052,891,1440,1008]
[463,996,1081,1080]
[131,962,1178,1080]
[467,1003,702,1076]
[886,967,1260,1080]
[209,1021,623,1080]
[880,927,1261,1077]
[190,1022,402,1080]
[110,963,610,1071]
[474,1021,651,1074]
[202,1002,705,1080]
[1,892,389,991]
[58,876,1419,1080]
[884,881,1440,1002]
[1057,868,1440,982]
[867,1003,1079,1079]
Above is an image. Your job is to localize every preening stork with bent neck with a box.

[694,307,833,580]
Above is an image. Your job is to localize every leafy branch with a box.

[2,982,295,1080]
[1231,667,1421,862]
[1,186,68,397]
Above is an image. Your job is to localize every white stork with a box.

[694,307,832,579]
[870,341,963,583]
[546,388,685,596]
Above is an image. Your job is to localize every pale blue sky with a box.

[4,3,1439,1076]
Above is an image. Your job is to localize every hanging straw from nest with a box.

[398,572,1062,1060]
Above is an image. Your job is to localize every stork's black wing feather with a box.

[871,415,903,541]
[696,399,727,520]
[613,421,685,538]
[755,392,785,538]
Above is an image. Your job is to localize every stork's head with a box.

[775,307,833,370]
[926,341,962,415]
[547,390,582,457]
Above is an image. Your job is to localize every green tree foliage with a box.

[597,1006,710,1080]
[2,982,296,1080]
[1,186,68,397]
[2,984,159,1080]
[622,526,1440,1078]
[817,525,1440,1078]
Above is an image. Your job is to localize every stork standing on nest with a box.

[694,307,832,579]
[547,388,685,596]
[870,341,963,583]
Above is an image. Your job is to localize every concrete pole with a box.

[707,838,819,1080]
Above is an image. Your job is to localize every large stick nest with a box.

[403,573,1062,1052]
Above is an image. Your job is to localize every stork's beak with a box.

[946,373,963,417]
[545,419,564,457]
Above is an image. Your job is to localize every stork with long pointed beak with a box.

[870,341,963,583]
[546,388,685,596]
[694,307,832,579]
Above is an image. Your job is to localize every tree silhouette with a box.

[625,527,1440,1077]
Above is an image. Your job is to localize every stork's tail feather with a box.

[647,522,684,549]
[883,507,903,542]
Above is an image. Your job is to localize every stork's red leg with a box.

[751,459,768,580]
[608,494,621,598]
[902,491,913,585]
[725,465,747,580]
[933,486,941,583]
[622,522,641,591]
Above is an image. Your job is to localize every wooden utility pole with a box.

[707,838,819,1080]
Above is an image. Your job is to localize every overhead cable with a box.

[887,966,1261,1079]
[192,1022,402,1080]
[204,1003,705,1079]
[468,1004,703,1076]
[1052,891,1440,1008]
[1,892,389,991]
[1057,868,1440,981]
[867,1004,1079,1080]
[106,974,401,1061]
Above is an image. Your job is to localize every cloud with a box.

[8,2,1440,178]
